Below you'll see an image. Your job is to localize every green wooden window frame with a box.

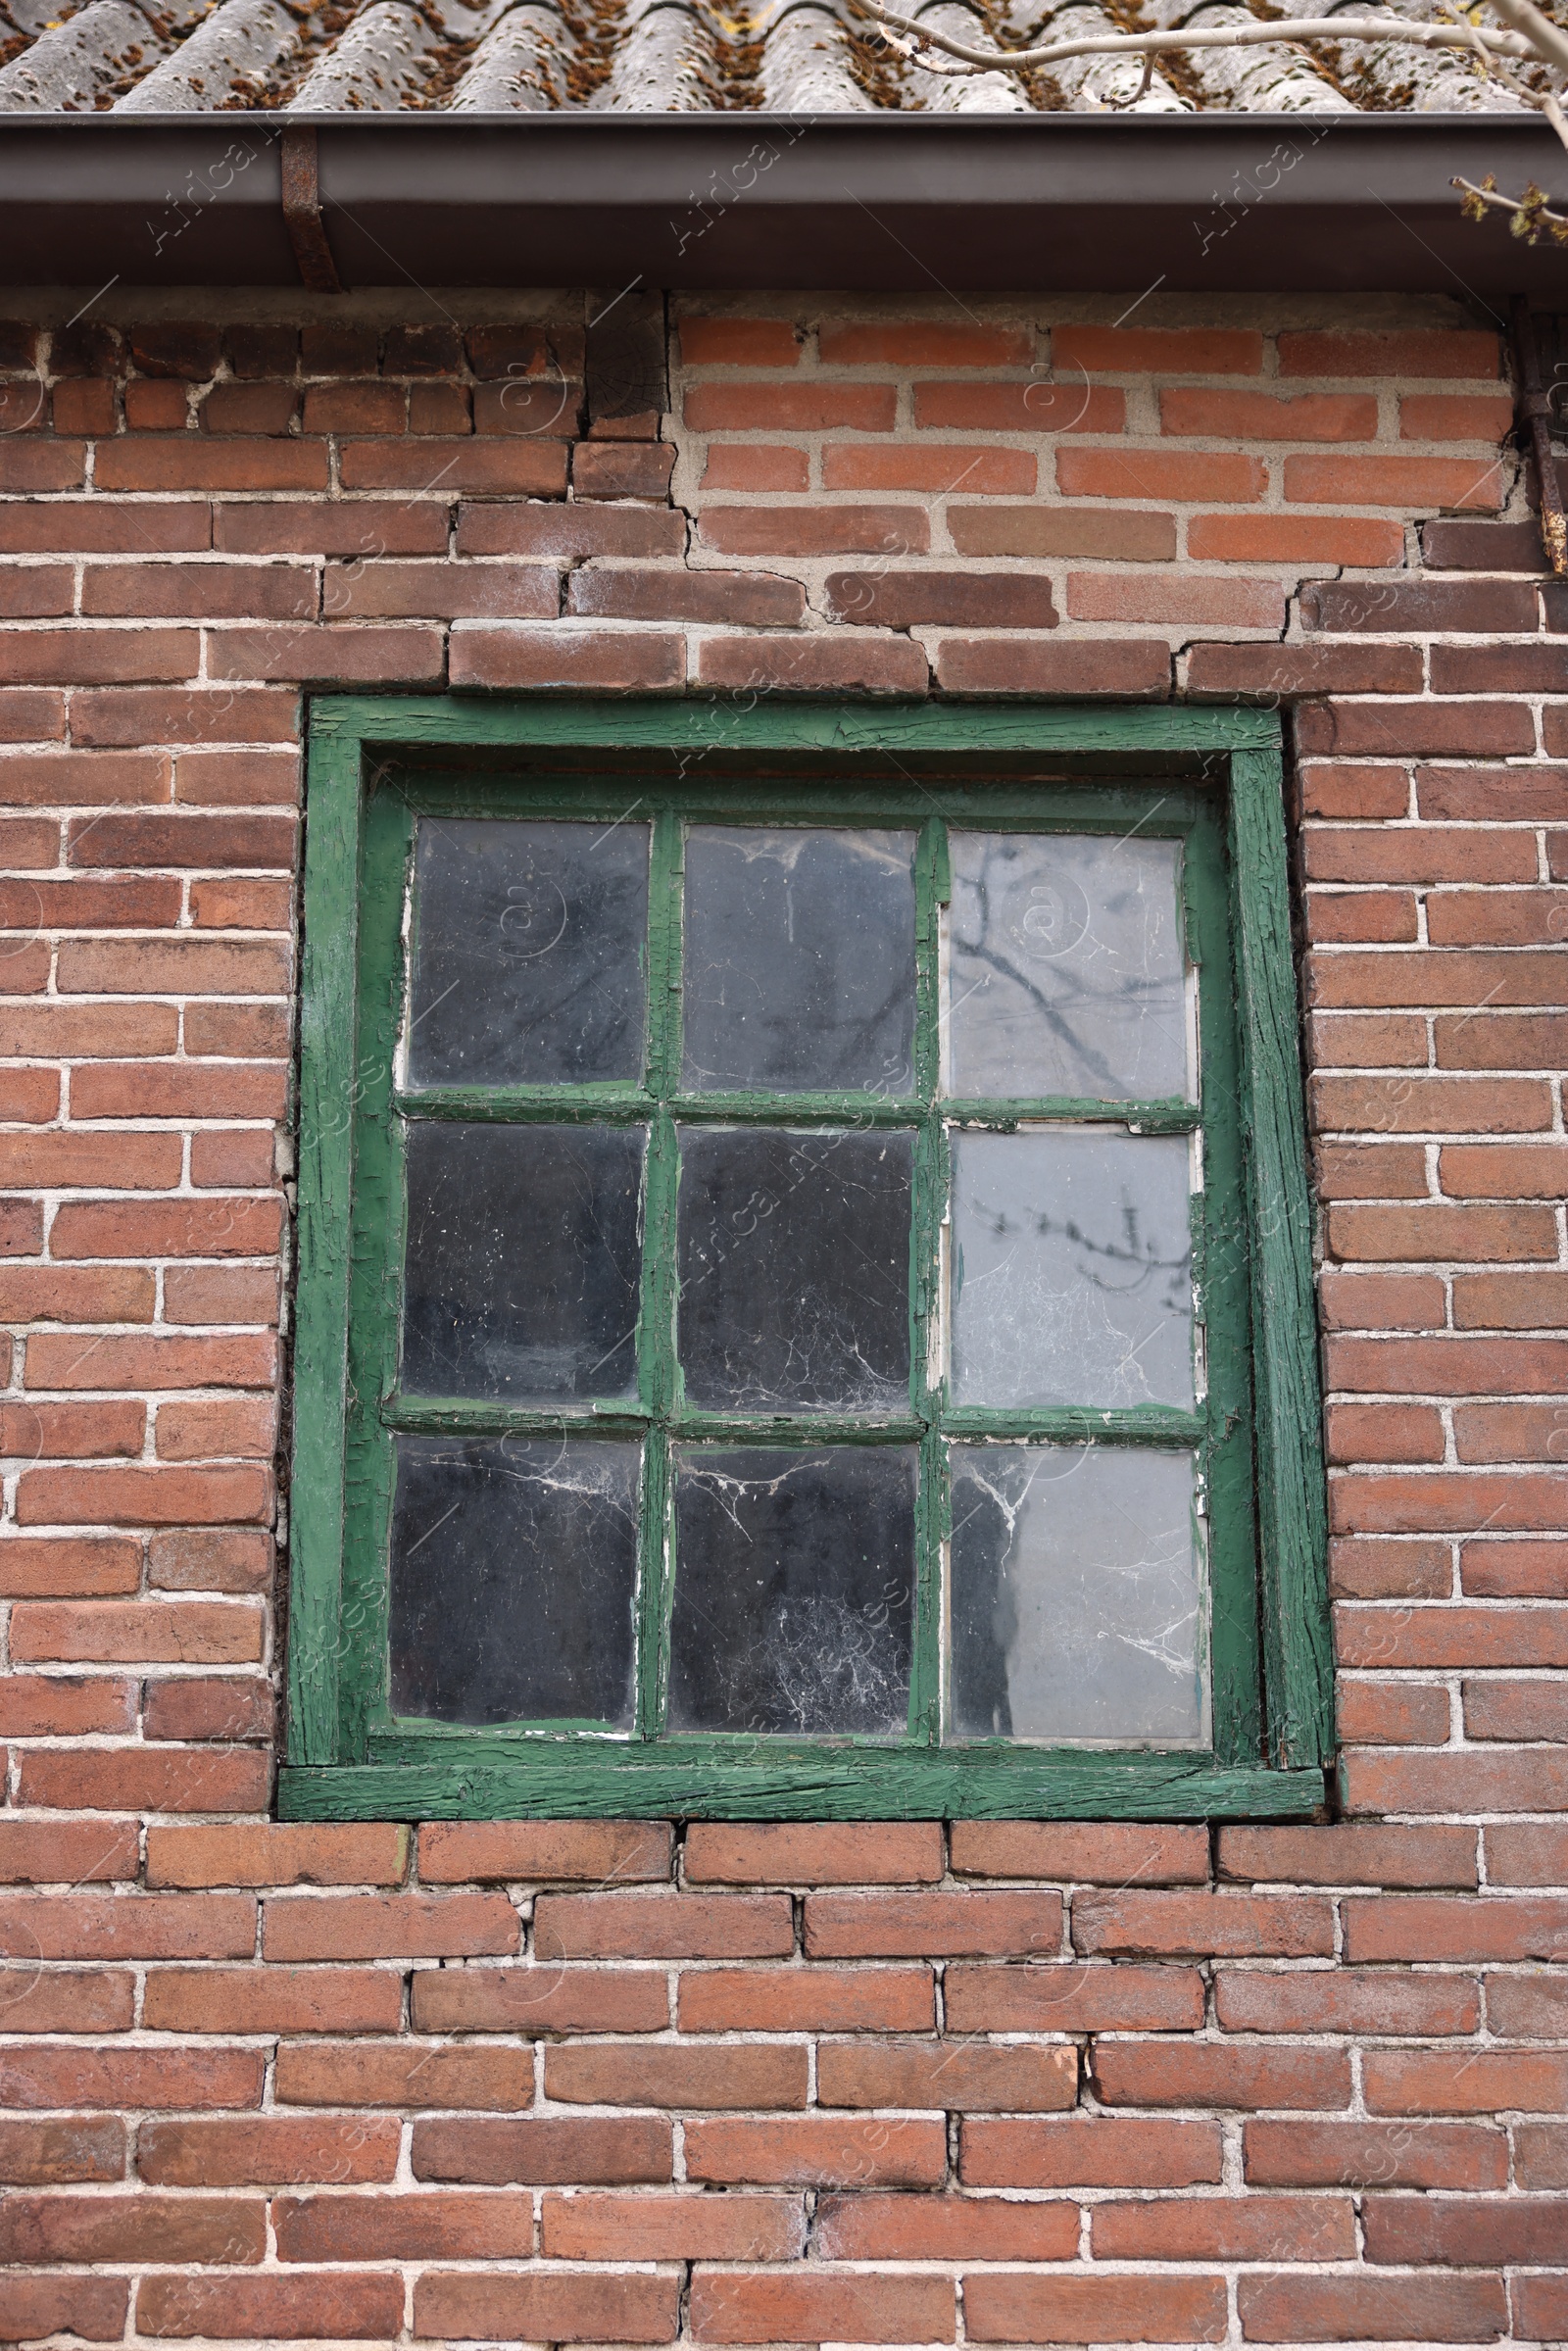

[280,697,1330,1824]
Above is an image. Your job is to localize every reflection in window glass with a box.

[401,1122,644,1403]
[949,1445,1204,1743]
[669,1446,916,1735]
[677,1128,912,1413]
[408,817,650,1087]
[682,827,917,1093]
[390,1436,640,1726]
[950,1128,1194,1410]
[947,833,1188,1102]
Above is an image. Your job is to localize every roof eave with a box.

[1,111,1562,295]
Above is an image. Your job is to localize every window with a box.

[282,701,1329,1823]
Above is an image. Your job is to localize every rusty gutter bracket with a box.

[281,122,345,295]
[1512,291,1566,577]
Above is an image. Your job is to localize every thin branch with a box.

[1453,171,1568,237]
[844,0,1538,76]
[1484,0,1568,75]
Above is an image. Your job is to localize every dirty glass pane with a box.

[677,1128,912,1413]
[408,817,650,1087]
[947,833,1188,1102]
[951,1128,1194,1410]
[390,1435,639,1725]
[401,1122,644,1402]
[949,1445,1204,1743]
[668,1446,916,1735]
[682,827,917,1094]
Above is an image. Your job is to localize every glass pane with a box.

[949,1445,1205,1743]
[950,1128,1194,1410]
[682,827,917,1094]
[669,1446,916,1735]
[401,1122,643,1403]
[408,816,650,1087]
[390,1435,640,1726]
[947,832,1188,1102]
[677,1128,912,1413]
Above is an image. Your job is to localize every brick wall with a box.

[0,289,1563,2350]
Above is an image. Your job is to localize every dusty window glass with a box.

[390,1436,640,1726]
[408,817,650,1087]
[949,1444,1204,1743]
[950,1128,1195,1410]
[682,827,917,1094]
[946,833,1188,1102]
[668,1446,917,1735]
[401,1121,644,1403]
[677,1127,912,1413]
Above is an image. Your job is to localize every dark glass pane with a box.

[677,1128,912,1413]
[390,1435,639,1726]
[951,1128,1194,1409]
[408,816,650,1087]
[669,1446,915,1735]
[949,1445,1205,1744]
[681,827,917,1094]
[401,1122,643,1402]
[947,833,1189,1102]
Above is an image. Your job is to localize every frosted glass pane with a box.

[947,832,1188,1101]
[677,1128,912,1413]
[409,816,649,1087]
[682,827,917,1093]
[949,1445,1205,1743]
[951,1128,1194,1410]
[669,1446,916,1735]
[390,1436,639,1727]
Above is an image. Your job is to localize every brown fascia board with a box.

[1,111,1563,296]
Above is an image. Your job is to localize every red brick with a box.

[944,1962,1204,2034]
[0,1539,141,1598]
[0,2117,124,2185]
[146,1823,407,1888]
[961,2118,1221,2188]
[1345,1747,1568,1812]
[163,1269,280,1330]
[276,2042,534,2110]
[450,623,682,692]
[1058,446,1264,502]
[1245,2117,1505,2188]
[96,440,328,493]
[817,2040,1076,2111]
[545,2043,807,2108]
[1054,325,1261,374]
[0,2278,127,2343]
[0,2044,262,2108]
[543,2190,805,2260]
[1070,572,1283,628]
[1331,1197,1557,1255]
[966,2273,1227,2345]
[265,1892,517,1961]
[912,382,1121,434]
[456,502,683,559]
[1463,1539,1568,1595]
[806,1890,1060,1957]
[137,2116,401,2187]
[143,1967,402,2035]
[414,2273,679,2345]
[1486,1822,1568,1882]
[416,1818,670,1883]
[685,1823,942,1884]
[0,691,65,743]
[1164,387,1375,439]
[689,2273,953,2346]
[0,503,208,555]
[1335,1678,1452,1743]
[82,563,314,621]
[1428,888,1568,948]
[676,1965,934,2034]
[573,441,675,499]
[1403,394,1516,441]
[1073,1891,1333,1957]
[412,1966,667,2035]
[148,1531,273,1593]
[1517,2277,1568,2344]
[535,1891,792,1959]
[951,1823,1208,1882]
[1515,2125,1568,2187]
[0,1820,139,1884]
[137,2275,405,2342]
[0,1676,133,1738]
[1093,2195,1354,2262]
[950,505,1175,560]
[412,2115,672,2184]
[700,445,808,490]
[1364,2046,1568,2111]
[1319,1274,1446,1335]
[685,2115,947,2187]
[1326,1401,1444,1462]
[698,634,927,692]
[0,565,73,619]
[1344,1893,1568,1962]
[821,444,1034,493]
[815,2191,1075,2261]
[51,1197,283,1259]
[821,323,1034,367]
[1193,513,1407,563]
[1336,1602,1568,1670]
[17,1747,268,1812]
[686,382,895,432]
[1094,2041,1350,2111]
[1190,644,1423,698]
[273,2189,534,2261]
[1216,1968,1478,2035]
[934,640,1170,697]
[1363,2193,1564,2266]
[1279,329,1500,377]
[217,501,448,558]
[698,504,930,557]
[10,1598,265,1664]
[681,318,803,366]
[0,2190,264,2266]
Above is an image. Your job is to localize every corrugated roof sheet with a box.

[0,0,1542,116]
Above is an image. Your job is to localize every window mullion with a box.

[909,818,948,1745]
[636,809,685,1739]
